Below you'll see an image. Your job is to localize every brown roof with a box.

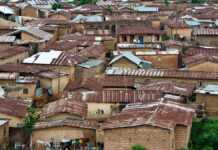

[106,67,218,80]
[0,46,28,59]
[193,28,218,36]
[40,98,87,119]
[0,98,28,118]
[60,33,96,41]
[138,80,196,97]
[117,26,164,35]
[0,64,49,74]
[64,77,103,91]
[78,44,105,59]
[50,52,88,66]
[45,40,93,52]
[167,19,188,28]
[184,54,218,67]
[71,4,104,14]
[34,117,97,130]
[64,76,135,92]
[69,90,162,103]
[102,102,194,130]
[184,47,218,56]
[26,18,72,26]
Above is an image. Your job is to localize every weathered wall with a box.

[0,52,28,65]
[196,93,218,116]
[111,58,138,69]
[104,125,173,150]
[175,125,190,150]
[188,62,218,72]
[32,127,96,150]
[21,6,38,18]
[143,54,178,69]
[0,113,23,127]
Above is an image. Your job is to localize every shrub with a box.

[132,144,146,150]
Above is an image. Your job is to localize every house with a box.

[76,59,105,80]
[0,18,21,35]
[0,98,28,127]
[195,84,218,116]
[134,50,179,69]
[138,80,196,102]
[26,18,74,40]
[109,52,152,69]
[31,118,97,150]
[183,54,218,72]
[0,120,9,149]
[193,28,218,47]
[40,97,87,120]
[23,50,87,80]
[0,98,29,148]
[0,46,29,65]
[166,19,192,40]
[4,27,54,51]
[102,102,195,150]
[117,26,164,44]
[64,76,136,92]
[31,97,97,150]
[0,36,16,47]
[0,63,69,101]
[48,11,72,20]
[20,5,40,18]
[60,33,116,51]
[105,67,218,84]
[37,71,69,98]
[0,6,15,19]
[67,90,162,119]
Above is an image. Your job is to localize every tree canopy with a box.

[188,118,218,150]
[23,106,39,134]
[73,0,98,5]
[191,0,207,4]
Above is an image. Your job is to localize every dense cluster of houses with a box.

[0,0,217,150]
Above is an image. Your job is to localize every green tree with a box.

[52,3,63,10]
[191,0,207,4]
[132,144,146,150]
[73,0,98,5]
[164,0,170,6]
[189,118,218,150]
[23,106,39,134]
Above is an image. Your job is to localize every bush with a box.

[189,118,218,150]
[23,106,39,134]
[52,3,62,10]
[132,144,146,150]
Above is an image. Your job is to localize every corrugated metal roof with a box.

[109,52,142,66]
[70,90,162,103]
[102,102,194,130]
[196,84,218,95]
[133,5,159,12]
[78,59,103,69]
[185,20,201,26]
[193,28,218,36]
[41,97,87,119]
[72,14,103,23]
[0,36,16,43]
[0,120,7,126]
[105,67,218,80]
[0,6,14,15]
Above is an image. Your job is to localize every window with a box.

[130,35,134,42]
[122,35,127,42]
[138,36,144,44]
[96,109,104,115]
[23,88,28,94]
[3,126,7,137]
